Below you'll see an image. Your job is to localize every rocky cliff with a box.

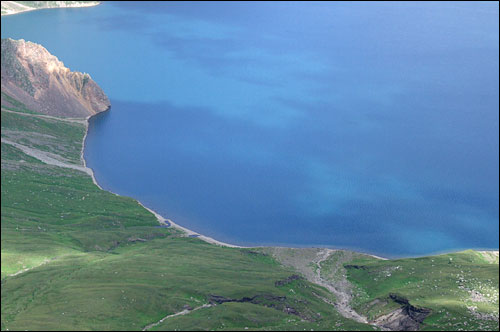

[1,38,110,118]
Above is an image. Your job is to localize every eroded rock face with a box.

[207,294,310,321]
[371,294,432,331]
[275,274,303,287]
[1,38,110,118]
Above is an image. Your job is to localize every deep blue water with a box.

[2,1,499,257]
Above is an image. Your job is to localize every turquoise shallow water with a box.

[2,1,499,257]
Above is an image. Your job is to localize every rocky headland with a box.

[1,38,109,118]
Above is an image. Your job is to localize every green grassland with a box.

[2,109,85,163]
[345,251,499,330]
[1,92,498,331]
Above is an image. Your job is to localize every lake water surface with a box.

[2,1,499,257]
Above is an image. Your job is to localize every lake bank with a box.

[81,107,247,248]
[1,1,101,16]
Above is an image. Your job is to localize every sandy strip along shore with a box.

[1,1,101,16]
[81,114,244,248]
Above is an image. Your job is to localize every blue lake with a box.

[2,1,499,257]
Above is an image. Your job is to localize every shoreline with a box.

[82,110,244,248]
[81,110,499,260]
[1,1,101,17]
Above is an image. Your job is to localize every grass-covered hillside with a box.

[1,91,498,330]
[345,250,499,331]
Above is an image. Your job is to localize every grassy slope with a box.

[345,252,499,330]
[1,96,374,331]
[1,110,85,163]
